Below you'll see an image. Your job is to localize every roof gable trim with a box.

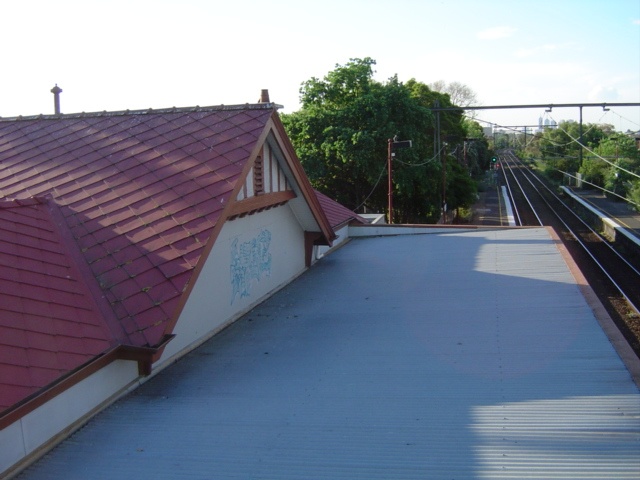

[228,190,296,219]
[266,116,336,246]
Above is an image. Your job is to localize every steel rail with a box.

[500,153,541,226]
[497,158,522,226]
[514,152,640,277]
[505,151,640,315]
[498,163,520,226]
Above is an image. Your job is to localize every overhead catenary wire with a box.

[476,108,639,180]
[546,111,640,181]
[352,145,445,212]
[352,161,387,212]
[469,115,541,149]
[609,108,640,131]
[393,145,445,167]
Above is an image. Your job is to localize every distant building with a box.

[537,116,557,133]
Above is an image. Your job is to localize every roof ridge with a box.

[0,195,130,344]
[0,102,282,122]
[40,198,130,343]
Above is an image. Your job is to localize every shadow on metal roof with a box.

[18,228,640,479]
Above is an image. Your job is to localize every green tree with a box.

[538,121,581,180]
[580,134,638,188]
[627,180,640,212]
[282,58,475,223]
[535,121,612,182]
[604,157,640,200]
[461,118,490,174]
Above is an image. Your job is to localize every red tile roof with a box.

[0,107,271,348]
[0,198,114,411]
[0,104,334,416]
[314,190,366,229]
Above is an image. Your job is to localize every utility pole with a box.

[387,137,412,224]
[387,139,393,224]
[442,142,447,223]
[579,105,583,166]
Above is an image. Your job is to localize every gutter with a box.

[0,335,174,430]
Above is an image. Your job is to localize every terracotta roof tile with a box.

[0,105,326,416]
[56,352,89,370]
[27,365,59,385]
[26,349,57,368]
[1,364,31,386]
[0,199,117,411]
[314,190,367,229]
[0,385,33,411]
[1,328,28,349]
[0,345,29,366]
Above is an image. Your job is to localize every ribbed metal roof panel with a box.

[18,228,640,479]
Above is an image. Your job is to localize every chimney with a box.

[259,89,270,103]
[51,84,62,114]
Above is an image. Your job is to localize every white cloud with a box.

[516,44,559,58]
[514,41,579,58]
[477,26,517,40]
[588,85,619,102]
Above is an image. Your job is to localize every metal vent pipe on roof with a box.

[51,84,62,114]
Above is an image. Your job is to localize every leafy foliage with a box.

[282,58,480,223]
[627,180,640,212]
[521,121,640,208]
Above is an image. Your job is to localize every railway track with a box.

[499,150,640,357]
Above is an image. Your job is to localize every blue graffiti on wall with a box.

[230,229,272,304]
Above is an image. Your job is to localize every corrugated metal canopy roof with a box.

[18,228,640,479]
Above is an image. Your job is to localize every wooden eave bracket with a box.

[228,190,296,219]
[116,334,176,375]
[304,231,330,267]
[115,334,175,377]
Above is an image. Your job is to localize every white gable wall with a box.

[237,142,291,201]
[1,195,316,478]
[158,203,306,366]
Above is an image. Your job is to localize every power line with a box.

[546,114,640,181]
[431,102,640,112]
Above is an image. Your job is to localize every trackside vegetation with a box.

[516,121,640,212]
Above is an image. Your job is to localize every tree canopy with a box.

[281,58,483,223]
[521,122,640,210]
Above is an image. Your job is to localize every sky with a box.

[1,0,639,133]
